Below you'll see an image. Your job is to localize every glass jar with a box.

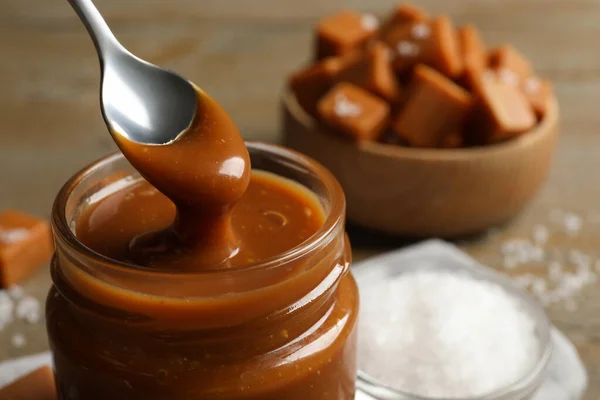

[46,142,358,400]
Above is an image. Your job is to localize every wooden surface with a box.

[1,0,600,397]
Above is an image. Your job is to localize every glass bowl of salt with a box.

[354,241,552,400]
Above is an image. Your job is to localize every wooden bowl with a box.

[281,89,559,237]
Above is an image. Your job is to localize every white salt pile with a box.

[359,270,540,398]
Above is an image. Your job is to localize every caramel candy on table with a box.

[0,210,53,287]
[317,82,390,141]
[393,65,473,147]
[384,16,463,79]
[315,11,379,60]
[337,42,402,102]
[289,57,344,116]
[521,76,553,118]
[0,366,57,400]
[474,74,537,142]
[489,45,533,83]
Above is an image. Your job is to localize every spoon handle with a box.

[67,0,122,60]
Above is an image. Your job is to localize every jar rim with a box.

[51,141,346,278]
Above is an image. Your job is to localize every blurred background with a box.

[1,0,600,397]
[1,0,595,213]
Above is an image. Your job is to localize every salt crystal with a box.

[531,278,547,297]
[359,270,540,398]
[549,261,563,281]
[333,94,362,118]
[523,77,541,94]
[361,14,380,31]
[11,333,26,348]
[411,23,431,39]
[16,296,41,324]
[498,68,519,86]
[568,250,591,267]
[501,238,544,267]
[533,225,549,244]
[396,40,419,57]
[7,285,24,300]
[0,228,29,245]
[563,213,582,235]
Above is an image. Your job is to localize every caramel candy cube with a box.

[337,42,402,102]
[474,74,537,142]
[0,210,53,287]
[429,16,464,78]
[317,82,390,141]
[315,11,379,60]
[379,3,429,41]
[458,24,487,72]
[458,24,487,89]
[289,57,344,117]
[0,366,56,400]
[385,16,463,79]
[393,65,473,147]
[489,45,532,83]
[521,76,553,118]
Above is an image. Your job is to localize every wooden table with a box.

[1,0,600,397]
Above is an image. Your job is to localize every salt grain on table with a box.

[7,285,24,300]
[10,333,26,349]
[563,212,582,235]
[15,296,41,325]
[359,270,539,398]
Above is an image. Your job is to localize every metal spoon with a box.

[67,0,197,145]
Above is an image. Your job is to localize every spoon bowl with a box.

[68,0,197,145]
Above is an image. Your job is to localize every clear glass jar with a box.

[46,142,358,400]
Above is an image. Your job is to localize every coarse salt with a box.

[333,94,362,118]
[7,285,24,300]
[11,333,26,348]
[396,40,419,57]
[361,14,380,31]
[411,23,431,39]
[16,296,41,324]
[564,213,582,235]
[0,228,29,245]
[497,68,519,86]
[359,270,539,398]
[502,238,544,268]
[523,77,541,94]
